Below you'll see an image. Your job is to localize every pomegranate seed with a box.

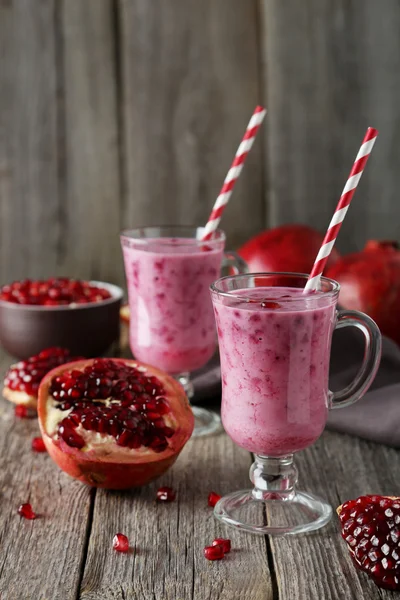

[18,503,37,520]
[208,492,221,507]
[150,437,168,453]
[14,405,28,418]
[113,533,130,553]
[338,495,400,590]
[260,301,281,309]
[58,423,85,449]
[156,486,176,502]
[204,545,225,560]
[212,538,231,553]
[31,437,46,452]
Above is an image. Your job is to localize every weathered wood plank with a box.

[80,435,273,600]
[261,0,400,252]
[271,431,400,599]
[119,0,264,250]
[0,0,59,285]
[61,0,123,285]
[0,348,93,600]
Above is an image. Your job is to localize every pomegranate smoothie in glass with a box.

[213,286,336,456]
[122,236,223,374]
[121,226,246,438]
[210,272,381,536]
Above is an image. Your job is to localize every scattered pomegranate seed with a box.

[156,486,176,502]
[208,491,221,507]
[204,544,225,561]
[338,495,400,590]
[0,277,111,306]
[18,503,37,520]
[212,538,231,553]
[260,301,281,309]
[113,533,130,553]
[14,405,28,418]
[31,437,46,453]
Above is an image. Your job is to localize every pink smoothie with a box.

[213,287,336,456]
[122,238,223,374]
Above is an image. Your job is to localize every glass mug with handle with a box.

[121,226,247,437]
[210,272,382,535]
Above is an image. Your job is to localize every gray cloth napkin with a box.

[192,327,400,448]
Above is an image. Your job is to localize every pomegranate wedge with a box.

[38,358,194,489]
[3,347,81,410]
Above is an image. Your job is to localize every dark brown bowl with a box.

[0,281,123,359]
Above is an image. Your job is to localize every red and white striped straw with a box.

[304,127,378,292]
[201,106,267,241]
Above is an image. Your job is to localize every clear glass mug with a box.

[210,272,382,535]
[120,226,247,438]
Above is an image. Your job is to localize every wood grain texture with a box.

[271,431,400,600]
[0,350,93,600]
[61,0,123,285]
[261,0,400,253]
[119,0,264,250]
[1,345,400,597]
[0,0,60,285]
[80,434,273,600]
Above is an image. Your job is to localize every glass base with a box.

[214,488,332,536]
[175,372,222,438]
[191,405,222,437]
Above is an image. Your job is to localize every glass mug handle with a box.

[330,310,382,409]
[222,251,249,275]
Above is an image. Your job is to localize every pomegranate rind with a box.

[2,386,37,409]
[38,358,194,489]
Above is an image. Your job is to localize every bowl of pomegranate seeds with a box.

[0,277,123,358]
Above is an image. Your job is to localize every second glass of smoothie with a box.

[210,272,382,535]
[121,226,245,437]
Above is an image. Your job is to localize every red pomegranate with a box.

[238,224,340,274]
[326,241,400,344]
[3,347,82,410]
[38,358,194,489]
[338,495,400,590]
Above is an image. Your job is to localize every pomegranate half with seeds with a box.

[38,358,194,489]
[3,347,81,410]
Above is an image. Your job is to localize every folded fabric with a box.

[192,326,400,448]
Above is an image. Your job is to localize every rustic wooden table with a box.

[0,345,398,600]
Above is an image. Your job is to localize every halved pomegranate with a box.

[38,358,194,489]
[3,347,82,410]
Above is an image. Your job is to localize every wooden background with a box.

[1,0,399,288]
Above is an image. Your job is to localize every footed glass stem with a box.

[176,372,221,438]
[214,454,332,535]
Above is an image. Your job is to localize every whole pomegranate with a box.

[38,358,194,489]
[238,224,340,274]
[327,241,400,345]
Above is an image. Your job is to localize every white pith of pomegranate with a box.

[3,347,82,410]
[38,358,194,489]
